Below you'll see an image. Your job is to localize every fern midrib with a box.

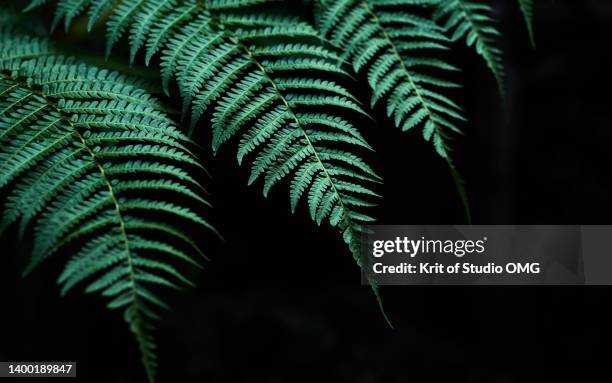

[359,1,439,132]
[1,73,142,312]
[204,13,358,231]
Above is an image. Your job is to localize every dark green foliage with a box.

[41,0,382,270]
[1,1,536,381]
[315,0,533,216]
[316,0,465,161]
[0,27,216,382]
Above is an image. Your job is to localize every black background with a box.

[1,1,611,382]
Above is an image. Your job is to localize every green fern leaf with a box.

[35,0,390,325]
[433,0,505,96]
[0,29,216,383]
[517,0,535,47]
[316,0,465,161]
[41,0,381,266]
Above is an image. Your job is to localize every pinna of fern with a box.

[39,0,386,293]
[0,27,217,382]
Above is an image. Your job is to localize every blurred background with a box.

[1,0,611,382]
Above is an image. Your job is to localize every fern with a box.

[316,0,465,161]
[517,0,535,47]
[432,0,505,96]
[40,1,383,285]
[0,28,217,382]
[1,1,540,380]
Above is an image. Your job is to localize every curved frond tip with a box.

[518,0,535,47]
[316,0,466,162]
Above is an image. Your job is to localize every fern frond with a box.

[432,0,505,96]
[39,0,381,269]
[316,0,465,161]
[517,0,535,47]
[33,0,391,326]
[194,15,379,266]
[0,29,216,383]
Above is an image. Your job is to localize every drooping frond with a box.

[38,0,382,274]
[0,29,216,383]
[432,0,505,96]
[517,0,535,47]
[167,10,381,272]
[316,0,465,161]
